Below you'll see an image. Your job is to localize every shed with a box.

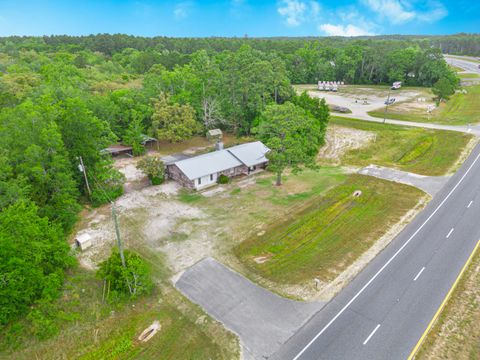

[102,144,133,156]
[75,233,92,251]
[206,129,223,141]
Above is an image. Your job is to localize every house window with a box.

[210,174,213,181]
[198,178,201,185]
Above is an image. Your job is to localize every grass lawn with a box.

[329,117,472,176]
[368,85,480,125]
[416,248,480,360]
[0,258,238,359]
[235,174,423,284]
[458,72,480,79]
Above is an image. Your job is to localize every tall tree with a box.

[255,102,321,186]
[151,93,201,142]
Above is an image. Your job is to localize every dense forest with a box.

[0,34,462,331]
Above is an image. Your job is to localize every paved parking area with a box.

[175,257,324,360]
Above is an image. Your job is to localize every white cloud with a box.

[362,0,415,24]
[319,23,375,36]
[416,1,448,22]
[362,0,447,24]
[277,0,323,26]
[174,2,192,19]
[278,0,307,26]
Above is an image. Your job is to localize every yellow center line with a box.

[407,238,480,360]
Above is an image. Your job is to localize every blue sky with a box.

[0,0,478,37]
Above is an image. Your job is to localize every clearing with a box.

[329,117,473,176]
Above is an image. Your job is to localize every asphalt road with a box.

[271,142,480,360]
[444,54,480,74]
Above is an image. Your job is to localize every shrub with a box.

[137,156,165,185]
[217,174,230,184]
[97,249,153,300]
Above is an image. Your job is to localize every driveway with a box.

[358,165,450,196]
[175,258,324,360]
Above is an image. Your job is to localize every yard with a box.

[235,175,424,285]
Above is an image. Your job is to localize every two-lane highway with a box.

[271,143,480,360]
[444,55,480,74]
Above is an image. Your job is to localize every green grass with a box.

[177,190,204,203]
[235,175,423,284]
[330,117,472,175]
[449,64,466,72]
[368,85,480,125]
[458,73,480,79]
[257,167,348,206]
[1,258,238,359]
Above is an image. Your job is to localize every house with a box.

[166,141,270,190]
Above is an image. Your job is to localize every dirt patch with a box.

[113,155,149,193]
[318,125,376,164]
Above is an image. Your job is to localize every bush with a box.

[151,176,163,185]
[97,249,153,300]
[137,156,165,185]
[217,174,230,184]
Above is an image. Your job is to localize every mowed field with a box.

[330,116,472,175]
[235,175,423,284]
[369,85,480,125]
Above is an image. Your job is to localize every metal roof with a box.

[174,149,243,180]
[173,141,270,180]
[227,141,270,168]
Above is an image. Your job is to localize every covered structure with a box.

[166,141,270,190]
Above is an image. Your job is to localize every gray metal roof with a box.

[227,141,270,168]
[172,141,270,180]
[174,149,243,180]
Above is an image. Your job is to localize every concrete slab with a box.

[358,165,449,196]
[175,257,324,360]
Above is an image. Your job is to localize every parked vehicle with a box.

[391,81,402,90]
[384,98,396,105]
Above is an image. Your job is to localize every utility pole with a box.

[111,202,126,268]
[78,156,92,198]
[383,90,391,124]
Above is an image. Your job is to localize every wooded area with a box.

[0,33,464,333]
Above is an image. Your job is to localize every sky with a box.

[0,0,478,37]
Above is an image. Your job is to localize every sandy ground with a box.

[309,87,434,119]
[318,125,376,164]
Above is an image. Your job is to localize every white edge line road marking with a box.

[468,200,473,208]
[363,324,381,345]
[292,150,480,360]
[446,228,454,238]
[413,267,426,281]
